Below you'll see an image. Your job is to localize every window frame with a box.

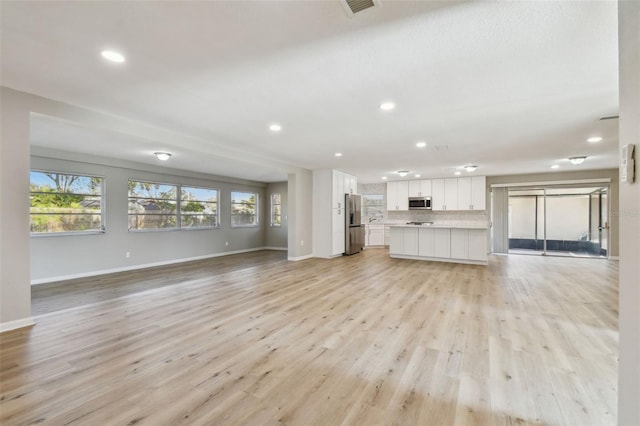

[29,169,106,237]
[230,190,259,228]
[127,179,179,232]
[270,193,282,227]
[179,184,220,230]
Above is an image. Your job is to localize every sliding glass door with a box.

[507,186,608,258]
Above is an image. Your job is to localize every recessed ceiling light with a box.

[379,102,396,111]
[569,156,587,165]
[587,136,603,143]
[154,152,172,161]
[335,152,342,157]
[550,164,560,169]
[269,123,282,132]
[415,174,421,178]
[416,141,427,148]
[464,165,478,172]
[101,50,126,63]
[381,176,388,180]
[454,171,461,175]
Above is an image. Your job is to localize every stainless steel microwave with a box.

[408,197,432,210]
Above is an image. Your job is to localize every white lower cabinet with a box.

[331,208,345,256]
[390,226,486,264]
[450,229,468,259]
[389,227,403,255]
[450,229,487,261]
[433,228,451,258]
[418,228,434,257]
[366,225,385,247]
[468,229,488,261]
[402,228,419,256]
[389,227,418,255]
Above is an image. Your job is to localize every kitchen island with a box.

[389,224,488,265]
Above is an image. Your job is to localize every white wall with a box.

[0,88,33,330]
[546,196,590,240]
[509,197,537,238]
[265,181,288,249]
[287,170,313,260]
[30,152,267,282]
[617,2,640,424]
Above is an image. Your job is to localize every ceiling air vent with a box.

[342,0,379,17]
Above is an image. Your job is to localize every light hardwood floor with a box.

[1,249,618,425]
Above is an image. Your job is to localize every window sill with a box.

[30,230,106,237]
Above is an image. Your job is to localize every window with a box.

[363,194,384,220]
[270,193,282,226]
[128,180,178,230]
[231,191,258,227]
[181,186,219,228]
[30,170,104,234]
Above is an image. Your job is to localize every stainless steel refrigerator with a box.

[344,194,364,255]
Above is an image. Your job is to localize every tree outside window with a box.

[30,171,104,234]
[181,186,219,228]
[270,193,282,227]
[128,180,178,230]
[231,191,258,227]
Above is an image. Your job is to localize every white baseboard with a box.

[264,246,287,251]
[0,317,36,333]
[31,247,280,285]
[609,256,619,261]
[288,254,314,261]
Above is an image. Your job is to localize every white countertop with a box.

[387,223,489,230]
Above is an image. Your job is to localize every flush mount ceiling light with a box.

[464,165,478,172]
[379,102,396,111]
[397,170,409,177]
[416,141,427,148]
[587,136,603,143]
[154,152,172,161]
[551,164,560,169]
[101,50,126,63]
[569,156,587,165]
[268,123,282,132]
[335,152,342,157]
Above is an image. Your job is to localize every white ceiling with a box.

[1,0,619,183]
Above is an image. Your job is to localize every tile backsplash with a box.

[386,209,488,226]
[358,182,489,226]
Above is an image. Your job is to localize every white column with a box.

[617,1,640,424]
[0,88,34,331]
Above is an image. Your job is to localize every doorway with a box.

[507,186,609,258]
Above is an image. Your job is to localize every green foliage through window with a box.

[181,186,219,228]
[30,171,104,234]
[128,181,178,230]
[363,194,384,219]
[231,191,258,227]
[270,193,282,227]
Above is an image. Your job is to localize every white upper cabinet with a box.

[456,176,486,211]
[387,181,409,211]
[433,176,485,211]
[432,179,445,211]
[408,179,432,197]
[457,177,472,210]
[345,174,357,195]
[444,178,458,210]
[332,171,345,209]
[471,176,486,210]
